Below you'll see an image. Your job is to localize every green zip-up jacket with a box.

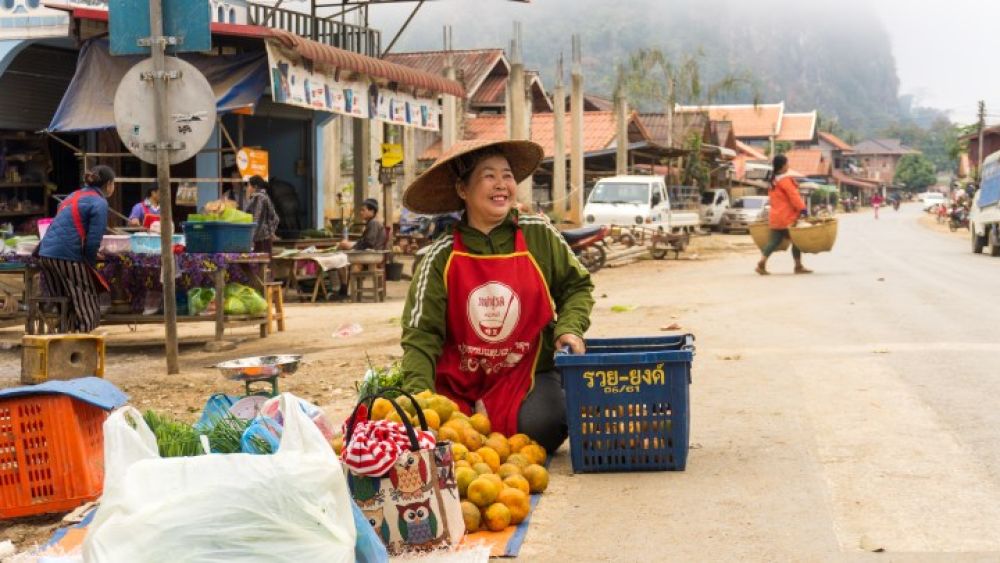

[401,211,594,393]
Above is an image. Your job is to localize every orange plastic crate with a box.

[0,395,107,519]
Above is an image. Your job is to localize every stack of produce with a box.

[334,390,550,534]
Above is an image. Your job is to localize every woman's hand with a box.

[555,333,585,354]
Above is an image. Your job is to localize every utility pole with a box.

[614,65,628,175]
[568,34,584,225]
[508,22,531,209]
[551,54,566,221]
[148,0,179,373]
[977,100,986,182]
[441,26,458,152]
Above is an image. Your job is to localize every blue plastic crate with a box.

[555,334,694,473]
[181,222,255,254]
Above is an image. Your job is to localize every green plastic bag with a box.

[187,288,216,316]
[219,208,254,224]
[240,289,268,316]
[224,295,248,315]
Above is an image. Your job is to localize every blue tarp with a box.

[0,376,127,411]
[48,39,267,132]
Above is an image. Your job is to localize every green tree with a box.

[894,154,937,192]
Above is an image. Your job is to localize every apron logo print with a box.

[467,282,520,343]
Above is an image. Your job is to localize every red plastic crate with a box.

[0,395,107,519]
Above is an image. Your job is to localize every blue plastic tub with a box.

[130,233,183,254]
[181,222,255,254]
[555,334,694,473]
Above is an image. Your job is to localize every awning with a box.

[268,30,464,98]
[48,39,267,132]
[832,169,880,190]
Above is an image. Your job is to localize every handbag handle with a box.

[345,387,429,452]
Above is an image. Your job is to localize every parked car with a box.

[719,196,769,233]
[700,188,731,230]
[921,192,946,211]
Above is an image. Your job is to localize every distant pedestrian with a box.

[871,192,883,219]
[756,155,812,275]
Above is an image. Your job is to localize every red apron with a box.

[435,225,555,436]
[140,203,161,229]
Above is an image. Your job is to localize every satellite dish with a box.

[114,56,216,165]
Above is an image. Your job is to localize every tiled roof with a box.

[383,48,506,99]
[783,149,830,177]
[562,94,615,112]
[852,138,919,155]
[817,131,853,151]
[675,102,784,138]
[420,111,647,160]
[776,111,816,142]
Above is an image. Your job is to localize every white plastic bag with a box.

[83,393,356,563]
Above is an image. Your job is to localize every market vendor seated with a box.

[334,198,386,300]
[399,139,594,453]
[128,186,160,229]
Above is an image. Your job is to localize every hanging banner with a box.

[264,40,440,132]
[0,3,70,40]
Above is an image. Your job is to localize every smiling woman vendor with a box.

[400,139,594,452]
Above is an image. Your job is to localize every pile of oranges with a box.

[348,391,551,534]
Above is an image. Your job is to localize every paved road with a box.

[523,204,1000,560]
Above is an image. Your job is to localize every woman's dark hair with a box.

[450,147,507,184]
[84,165,115,189]
[767,154,788,184]
[145,185,159,197]
[362,197,379,213]
[247,175,269,191]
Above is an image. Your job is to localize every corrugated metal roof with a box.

[675,103,784,138]
[472,75,506,105]
[784,149,830,177]
[852,138,919,155]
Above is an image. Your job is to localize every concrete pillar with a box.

[569,35,584,225]
[551,56,566,221]
[615,86,628,175]
[403,126,417,215]
[508,22,531,209]
[370,120,384,201]
[352,117,370,222]
[320,115,342,228]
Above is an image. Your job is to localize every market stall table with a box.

[271,248,350,303]
[13,252,272,340]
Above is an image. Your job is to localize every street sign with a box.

[113,56,216,165]
[237,148,269,180]
[381,143,403,168]
[109,0,211,55]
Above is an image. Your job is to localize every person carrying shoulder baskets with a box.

[756,154,813,276]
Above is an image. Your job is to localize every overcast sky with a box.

[867,1,994,125]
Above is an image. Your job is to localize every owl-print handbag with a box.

[343,389,465,555]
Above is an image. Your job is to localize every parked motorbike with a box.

[561,225,610,273]
[949,205,970,232]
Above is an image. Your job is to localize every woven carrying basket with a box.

[788,218,838,253]
[749,222,790,252]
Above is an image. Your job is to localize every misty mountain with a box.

[369,0,904,135]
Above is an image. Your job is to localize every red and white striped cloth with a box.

[341,419,437,477]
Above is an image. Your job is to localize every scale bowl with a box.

[215,354,302,381]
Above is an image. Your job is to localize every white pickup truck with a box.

[971,150,1000,255]
[700,188,731,230]
[583,175,701,233]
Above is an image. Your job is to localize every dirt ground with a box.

[0,232,751,553]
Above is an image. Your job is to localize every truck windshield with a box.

[701,192,716,205]
[733,198,766,209]
[589,183,649,204]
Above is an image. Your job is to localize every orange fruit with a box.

[480,473,503,488]
[455,460,471,470]
[484,435,511,462]
[506,453,531,470]
[483,502,511,532]
[421,409,441,431]
[416,390,433,399]
[469,413,492,436]
[456,466,478,497]
[472,462,494,476]
[461,500,481,533]
[462,428,484,451]
[370,398,393,421]
[385,410,403,425]
[522,464,549,494]
[450,443,469,461]
[438,425,461,444]
[476,447,501,473]
[497,463,522,480]
[450,411,469,423]
[503,474,530,495]
[331,435,344,456]
[507,433,532,453]
[427,396,456,423]
[497,487,531,524]
[467,476,500,508]
[465,452,484,467]
[520,444,547,466]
